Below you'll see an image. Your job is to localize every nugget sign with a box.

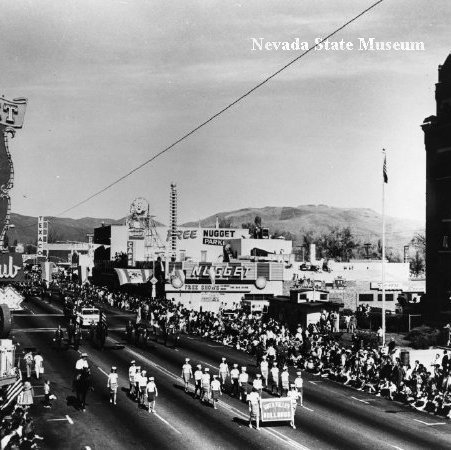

[0,97,27,128]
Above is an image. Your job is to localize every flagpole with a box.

[382,149,386,347]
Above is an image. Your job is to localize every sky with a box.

[1,0,450,226]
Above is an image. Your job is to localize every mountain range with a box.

[7,205,424,254]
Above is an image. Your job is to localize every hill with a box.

[182,205,424,253]
[7,213,128,245]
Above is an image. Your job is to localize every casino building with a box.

[422,53,451,317]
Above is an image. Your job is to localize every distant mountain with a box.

[9,205,424,255]
[8,213,165,245]
[182,205,424,253]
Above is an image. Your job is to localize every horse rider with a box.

[75,353,89,374]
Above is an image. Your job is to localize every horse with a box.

[73,367,92,411]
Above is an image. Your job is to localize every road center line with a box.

[413,419,446,426]
[154,412,181,434]
[351,396,370,404]
[97,366,109,377]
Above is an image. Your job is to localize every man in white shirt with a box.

[270,362,280,396]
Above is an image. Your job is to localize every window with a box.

[359,294,374,302]
[320,294,328,300]
[377,294,394,302]
[443,236,449,248]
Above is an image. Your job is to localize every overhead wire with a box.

[52,0,386,218]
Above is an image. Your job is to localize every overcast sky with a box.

[2,0,450,225]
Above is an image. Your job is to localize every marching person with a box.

[129,361,137,398]
[238,366,249,402]
[53,325,64,350]
[107,366,119,405]
[193,364,203,399]
[139,370,148,406]
[253,374,263,397]
[294,371,304,406]
[34,351,44,380]
[218,357,229,391]
[270,362,280,396]
[280,366,290,397]
[201,368,211,404]
[146,376,158,413]
[247,387,261,430]
[230,363,240,398]
[287,383,299,429]
[210,374,222,410]
[260,355,269,388]
[181,358,193,393]
[24,350,33,379]
[133,366,142,402]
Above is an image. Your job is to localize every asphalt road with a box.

[10,296,451,450]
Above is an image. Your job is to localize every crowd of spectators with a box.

[30,279,451,420]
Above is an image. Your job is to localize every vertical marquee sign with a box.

[0,96,27,282]
[37,216,48,257]
[0,97,27,252]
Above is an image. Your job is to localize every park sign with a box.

[260,398,293,422]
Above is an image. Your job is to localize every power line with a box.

[53,0,386,218]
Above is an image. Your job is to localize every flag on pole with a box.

[383,150,388,183]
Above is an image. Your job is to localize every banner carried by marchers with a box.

[259,398,293,422]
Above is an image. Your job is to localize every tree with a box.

[217,216,233,228]
[410,251,425,277]
[48,226,64,243]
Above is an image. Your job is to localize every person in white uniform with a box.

[107,366,119,405]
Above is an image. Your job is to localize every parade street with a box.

[10,295,451,450]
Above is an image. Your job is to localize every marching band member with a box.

[294,371,304,406]
[210,375,222,409]
[260,355,269,388]
[218,357,229,391]
[107,366,119,405]
[287,383,299,429]
[238,367,249,401]
[201,368,211,404]
[181,358,193,393]
[230,363,240,397]
[146,376,158,413]
[194,364,203,399]
[129,361,137,398]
